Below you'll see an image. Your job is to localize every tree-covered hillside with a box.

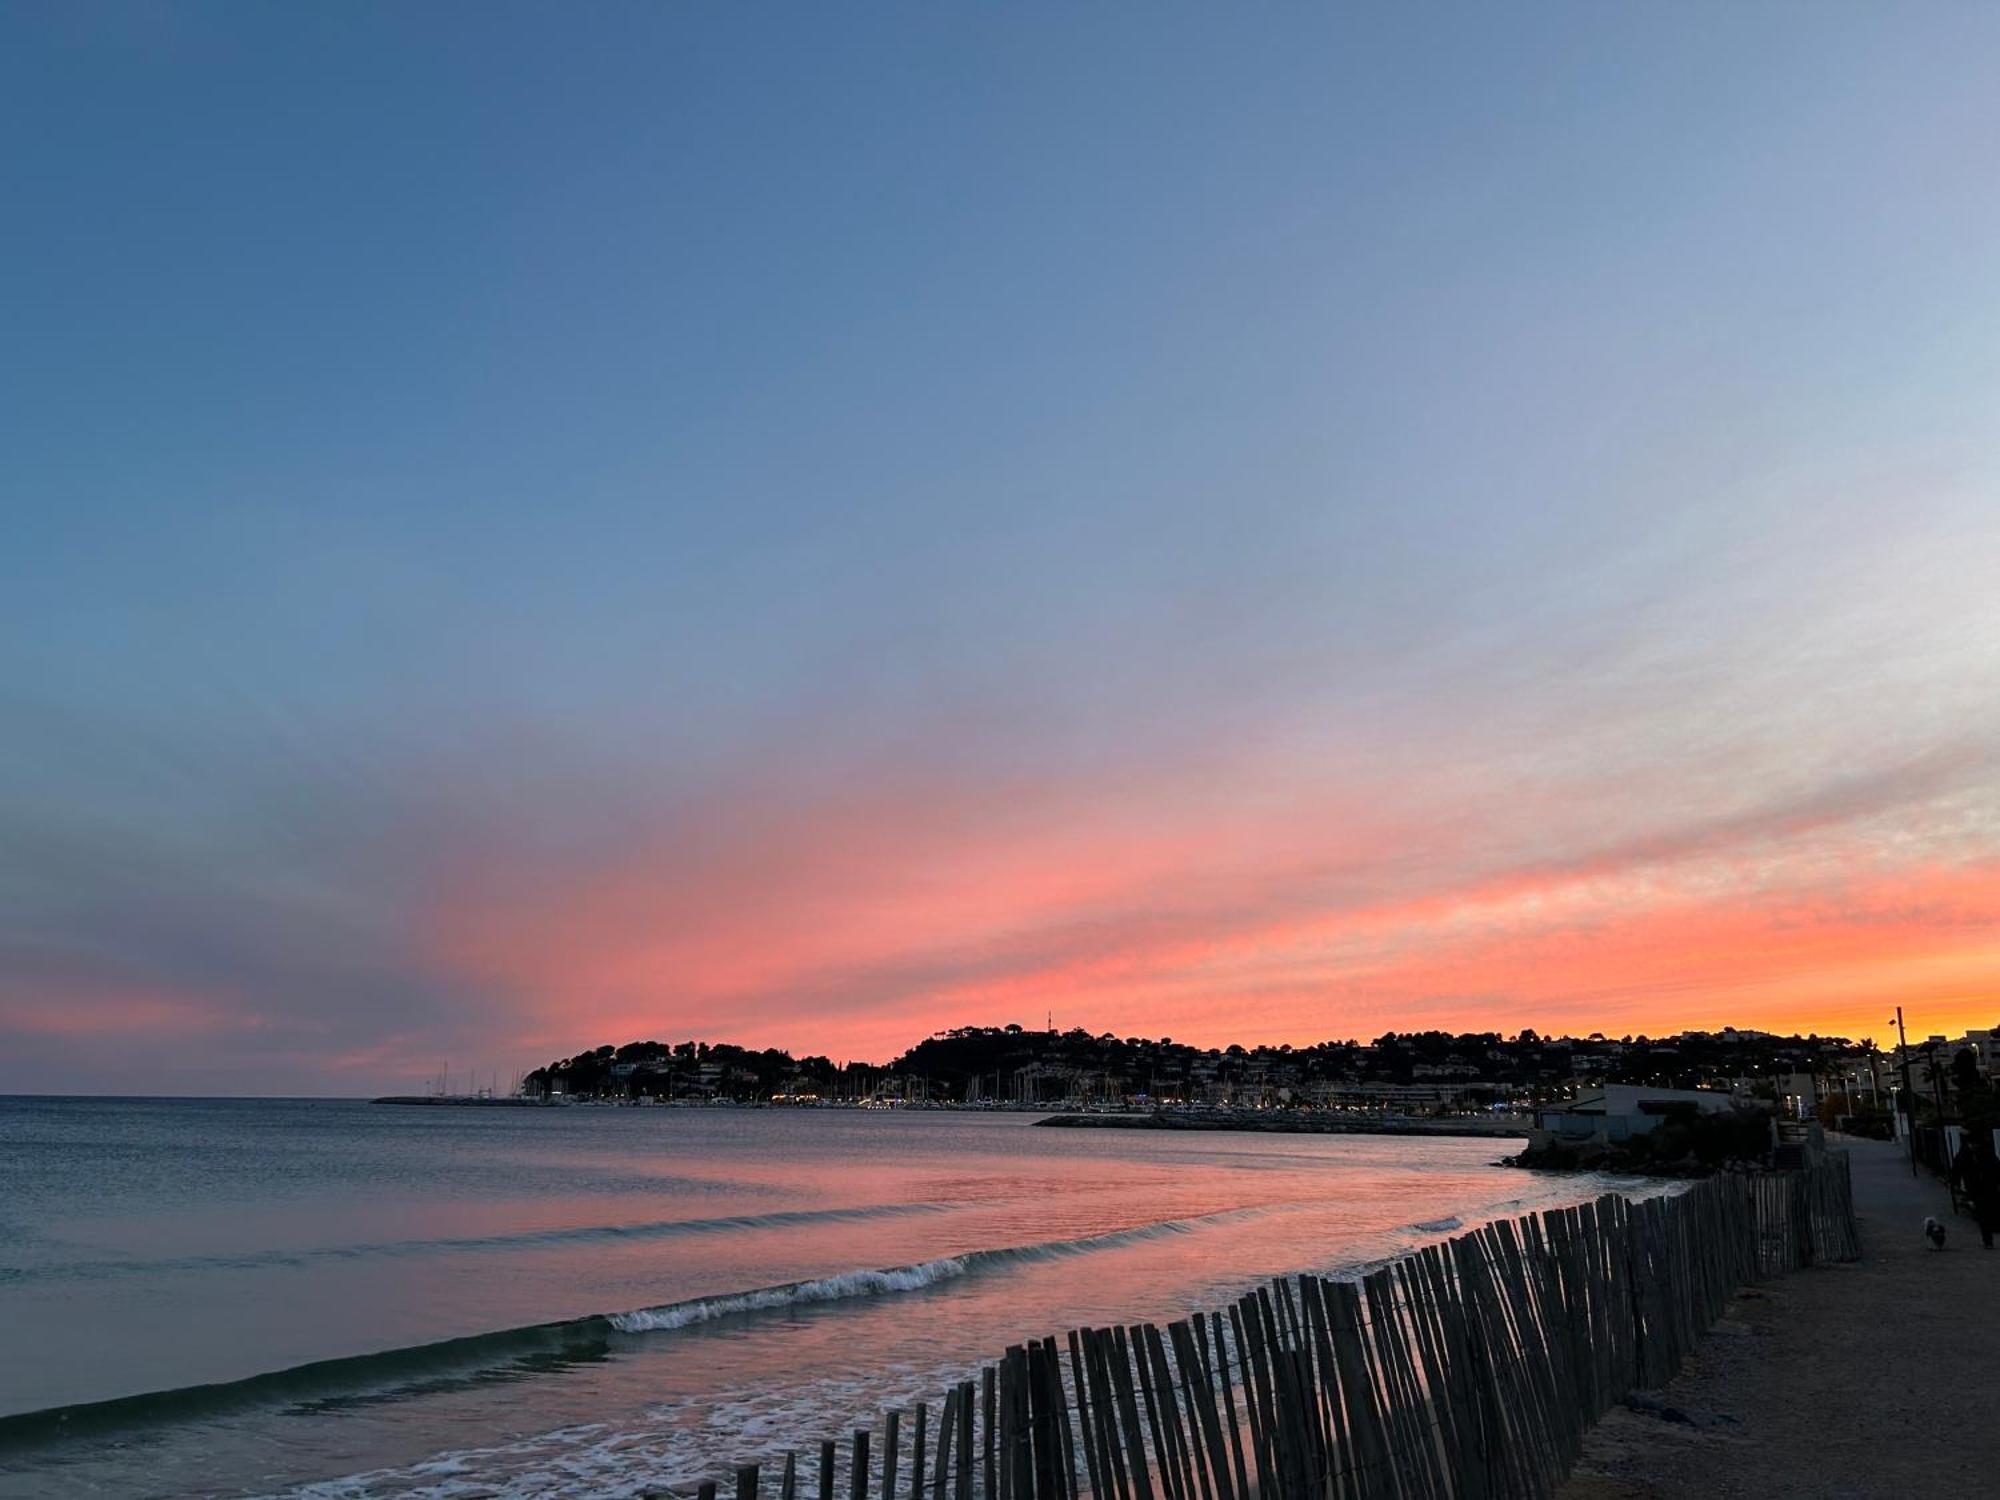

[521,1023,1871,1107]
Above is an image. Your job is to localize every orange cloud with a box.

[425,746,2000,1064]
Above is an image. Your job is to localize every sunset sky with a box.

[4,5,1998,1094]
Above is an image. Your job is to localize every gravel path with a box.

[1559,1135,2000,1500]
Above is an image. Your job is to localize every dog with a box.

[1924,1215,1947,1250]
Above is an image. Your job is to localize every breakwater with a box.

[681,1154,1857,1500]
[370,1094,549,1106]
[1035,1111,1527,1139]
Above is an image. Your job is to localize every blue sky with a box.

[4,4,1998,1093]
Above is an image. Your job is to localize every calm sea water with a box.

[0,1098,1636,1499]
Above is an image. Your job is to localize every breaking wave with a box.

[0,1206,1267,1451]
[606,1207,1269,1335]
[611,1258,973,1333]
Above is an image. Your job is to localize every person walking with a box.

[1950,1129,2000,1250]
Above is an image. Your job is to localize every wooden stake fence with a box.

[679,1156,1858,1500]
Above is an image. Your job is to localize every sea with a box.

[0,1097,1647,1499]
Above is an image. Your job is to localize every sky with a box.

[3,4,1998,1095]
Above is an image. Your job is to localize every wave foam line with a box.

[0,1204,1275,1450]
[610,1204,1276,1334]
[612,1258,972,1332]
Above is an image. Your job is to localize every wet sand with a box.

[1560,1135,2000,1500]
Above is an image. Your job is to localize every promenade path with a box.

[1560,1135,2000,1499]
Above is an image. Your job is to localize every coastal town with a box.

[515,1021,1998,1130]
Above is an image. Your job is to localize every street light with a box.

[1890,1007,1918,1176]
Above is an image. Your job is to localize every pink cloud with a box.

[0,986,242,1040]
[422,742,2000,1063]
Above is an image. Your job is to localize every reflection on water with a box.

[0,1099,1635,1499]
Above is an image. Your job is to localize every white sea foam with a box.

[1407,1215,1463,1233]
[604,1206,1269,1337]
[609,1257,973,1333]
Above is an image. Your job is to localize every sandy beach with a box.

[1560,1136,2000,1500]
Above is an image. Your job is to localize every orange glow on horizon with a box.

[429,763,2000,1064]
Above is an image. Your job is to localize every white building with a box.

[1537,1084,1743,1141]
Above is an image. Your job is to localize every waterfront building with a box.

[1536,1083,1742,1141]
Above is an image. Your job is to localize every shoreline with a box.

[631,1147,1849,1500]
